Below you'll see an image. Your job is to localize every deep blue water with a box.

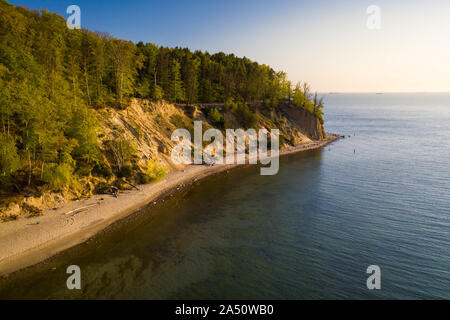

[0,93,449,299]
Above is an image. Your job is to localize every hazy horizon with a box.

[9,0,450,93]
[319,91,450,94]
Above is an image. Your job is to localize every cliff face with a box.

[97,99,186,172]
[96,99,326,172]
[276,101,326,140]
[0,99,326,220]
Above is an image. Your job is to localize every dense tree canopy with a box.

[0,0,323,192]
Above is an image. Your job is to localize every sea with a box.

[0,93,449,299]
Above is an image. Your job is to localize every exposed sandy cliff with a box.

[0,99,327,220]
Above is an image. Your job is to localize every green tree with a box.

[168,59,185,102]
[0,133,21,186]
[0,0,324,194]
[109,39,140,107]
[182,52,200,104]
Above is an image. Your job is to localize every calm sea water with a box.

[0,93,449,299]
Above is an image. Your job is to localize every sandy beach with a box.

[0,134,338,276]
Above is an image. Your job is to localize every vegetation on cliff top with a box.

[0,0,324,198]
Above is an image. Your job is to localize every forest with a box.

[0,0,324,194]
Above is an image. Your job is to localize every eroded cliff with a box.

[0,99,327,220]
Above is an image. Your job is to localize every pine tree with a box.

[169,59,185,103]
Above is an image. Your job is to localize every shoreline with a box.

[0,134,338,277]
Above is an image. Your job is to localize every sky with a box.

[9,0,450,93]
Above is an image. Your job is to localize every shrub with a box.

[264,97,278,109]
[141,160,169,184]
[207,108,227,129]
[93,162,113,178]
[0,133,21,187]
[224,98,238,112]
[170,114,194,135]
[153,85,164,100]
[155,112,166,125]
[42,163,77,191]
[118,164,133,178]
[170,114,186,128]
[279,135,286,148]
[234,103,257,129]
[76,165,93,177]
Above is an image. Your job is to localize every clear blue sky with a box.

[9,0,450,92]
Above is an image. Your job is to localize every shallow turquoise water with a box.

[0,93,449,299]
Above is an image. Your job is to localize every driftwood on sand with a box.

[64,203,98,216]
[121,180,139,190]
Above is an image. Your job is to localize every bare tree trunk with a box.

[84,61,91,105]
[120,72,124,106]
[41,161,45,179]
[28,151,32,186]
